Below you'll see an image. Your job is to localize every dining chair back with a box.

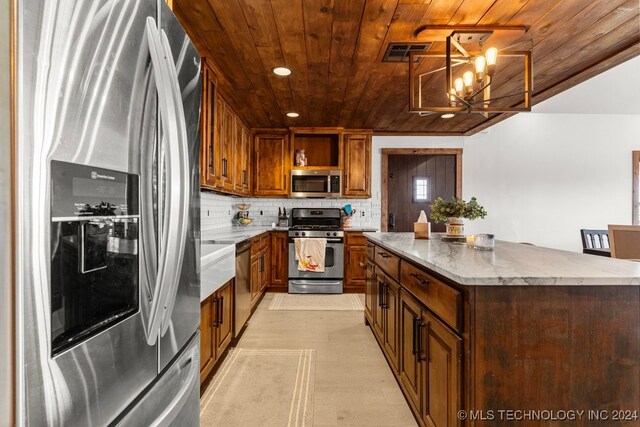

[608,225,640,260]
[580,229,609,249]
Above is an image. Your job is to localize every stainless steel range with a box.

[288,208,344,293]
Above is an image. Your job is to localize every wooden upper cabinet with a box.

[200,61,218,189]
[234,122,251,195]
[253,131,290,197]
[217,99,235,191]
[343,132,372,198]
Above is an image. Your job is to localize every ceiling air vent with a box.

[382,42,430,62]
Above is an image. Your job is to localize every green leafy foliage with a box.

[429,197,487,223]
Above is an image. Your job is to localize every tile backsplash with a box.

[200,191,375,231]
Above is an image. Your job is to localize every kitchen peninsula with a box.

[363,232,640,427]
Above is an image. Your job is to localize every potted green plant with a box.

[429,197,487,236]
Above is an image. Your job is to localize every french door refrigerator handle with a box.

[158,27,192,336]
[143,17,188,345]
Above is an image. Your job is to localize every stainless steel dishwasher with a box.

[234,240,251,337]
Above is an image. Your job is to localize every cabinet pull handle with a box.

[410,272,429,286]
[260,255,264,273]
[389,213,395,231]
[345,173,349,189]
[284,174,287,191]
[377,280,384,308]
[359,261,366,270]
[217,296,224,326]
[419,320,428,362]
[212,297,220,327]
[412,317,419,355]
[379,252,390,259]
[242,169,247,186]
[209,142,214,169]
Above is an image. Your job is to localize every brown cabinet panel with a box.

[214,281,234,361]
[254,132,290,197]
[200,298,214,382]
[200,61,218,188]
[343,133,371,198]
[364,259,376,325]
[383,277,400,373]
[366,241,375,260]
[270,231,288,288]
[400,261,463,333]
[345,245,367,291]
[398,290,423,416]
[372,267,385,341]
[421,310,462,427]
[345,232,368,246]
[219,101,235,191]
[375,247,400,282]
[250,254,261,308]
[260,248,270,292]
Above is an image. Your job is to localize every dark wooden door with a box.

[421,310,462,427]
[399,290,423,416]
[214,281,234,361]
[387,155,457,232]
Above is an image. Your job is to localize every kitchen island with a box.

[363,232,640,427]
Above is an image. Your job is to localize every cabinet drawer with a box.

[400,261,462,333]
[375,247,400,282]
[366,241,375,260]
[259,233,270,249]
[251,237,261,256]
[345,232,367,246]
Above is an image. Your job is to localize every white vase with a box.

[445,217,464,236]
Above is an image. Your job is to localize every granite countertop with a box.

[363,232,640,286]
[201,226,288,244]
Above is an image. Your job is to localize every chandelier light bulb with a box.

[485,47,498,76]
[449,88,457,107]
[474,56,486,82]
[454,77,464,96]
[463,71,474,96]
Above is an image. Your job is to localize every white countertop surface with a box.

[201,226,288,244]
[363,232,640,286]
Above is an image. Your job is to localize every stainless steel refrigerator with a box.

[13,0,202,425]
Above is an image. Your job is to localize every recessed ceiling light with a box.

[441,113,455,119]
[272,67,292,76]
[286,112,299,118]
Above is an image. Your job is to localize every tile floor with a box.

[201,293,417,426]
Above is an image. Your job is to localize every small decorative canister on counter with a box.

[473,234,495,250]
[445,217,464,236]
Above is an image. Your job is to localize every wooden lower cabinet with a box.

[367,243,462,427]
[364,259,376,324]
[200,279,234,385]
[250,233,271,309]
[250,250,261,307]
[270,231,288,290]
[422,310,462,427]
[382,277,399,372]
[398,290,423,416]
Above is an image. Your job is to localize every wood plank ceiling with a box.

[174,0,640,135]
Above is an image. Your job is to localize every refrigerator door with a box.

[118,332,200,427]
[15,0,175,425]
[157,1,202,371]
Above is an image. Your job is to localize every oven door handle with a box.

[326,238,343,243]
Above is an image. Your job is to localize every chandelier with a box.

[408,27,532,117]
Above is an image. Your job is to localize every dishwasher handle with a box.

[236,240,252,254]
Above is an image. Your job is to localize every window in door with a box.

[413,177,430,202]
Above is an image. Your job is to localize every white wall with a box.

[462,113,640,252]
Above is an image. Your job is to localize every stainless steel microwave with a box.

[290,170,341,198]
